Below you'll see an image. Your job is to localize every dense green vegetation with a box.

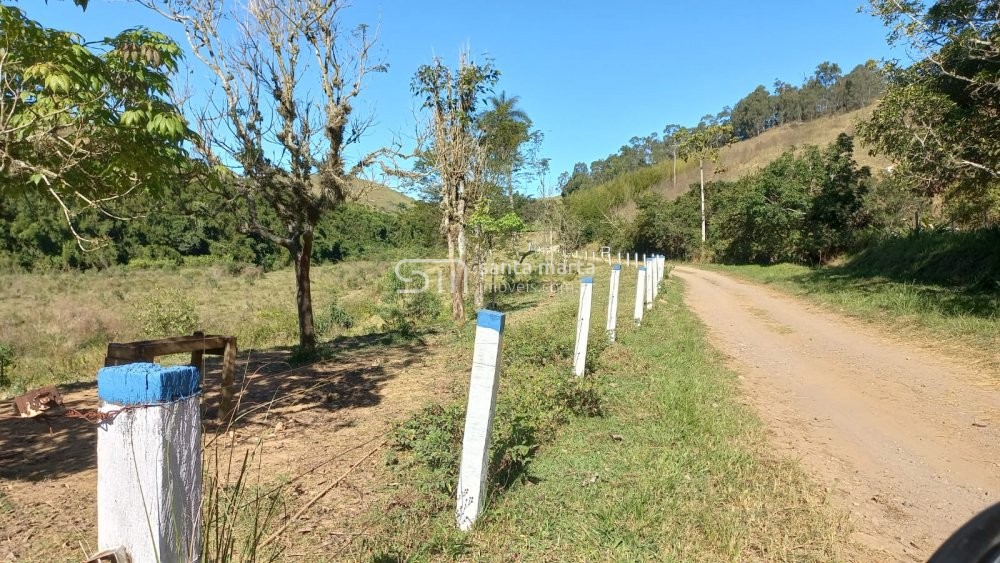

[632,134,876,264]
[0,187,443,272]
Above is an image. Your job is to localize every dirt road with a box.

[672,266,1000,561]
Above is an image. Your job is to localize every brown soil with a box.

[0,332,466,562]
[672,266,1000,561]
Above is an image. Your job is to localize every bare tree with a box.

[412,52,498,322]
[139,0,391,353]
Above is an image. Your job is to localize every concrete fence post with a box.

[634,266,646,326]
[96,363,202,563]
[573,277,594,376]
[606,265,621,342]
[457,310,506,532]
[645,259,654,310]
[652,256,660,300]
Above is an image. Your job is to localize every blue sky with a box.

[30,0,902,195]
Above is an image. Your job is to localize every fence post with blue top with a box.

[606,265,621,342]
[573,277,594,376]
[634,266,646,326]
[96,362,202,562]
[456,310,506,531]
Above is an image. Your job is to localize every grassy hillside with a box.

[567,107,892,228]
[349,179,414,212]
[657,106,890,200]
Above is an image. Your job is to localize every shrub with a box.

[133,288,200,338]
[378,267,443,335]
[316,298,355,338]
[0,343,15,387]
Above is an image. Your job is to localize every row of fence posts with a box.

[90,252,667,559]
[457,252,666,530]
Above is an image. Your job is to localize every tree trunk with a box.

[291,230,317,353]
[446,223,465,322]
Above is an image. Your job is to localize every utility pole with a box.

[700,158,706,243]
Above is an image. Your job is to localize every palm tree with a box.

[478,92,533,206]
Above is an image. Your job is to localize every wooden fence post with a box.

[457,310,506,532]
[606,265,621,342]
[634,267,646,326]
[573,277,594,376]
[96,363,202,562]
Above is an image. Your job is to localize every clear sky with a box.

[29,0,902,195]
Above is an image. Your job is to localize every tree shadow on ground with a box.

[789,265,999,319]
[0,330,432,482]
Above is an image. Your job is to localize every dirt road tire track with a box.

[672,266,1000,561]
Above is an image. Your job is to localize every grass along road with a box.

[364,270,851,561]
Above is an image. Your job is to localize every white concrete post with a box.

[645,259,654,310]
[572,277,594,376]
[652,256,660,299]
[643,252,647,263]
[457,310,506,532]
[606,265,621,342]
[660,255,667,280]
[617,252,621,264]
[97,363,202,563]
[634,266,646,326]
[625,253,630,267]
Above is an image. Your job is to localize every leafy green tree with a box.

[803,134,872,262]
[0,6,192,248]
[861,0,1000,227]
[468,203,525,307]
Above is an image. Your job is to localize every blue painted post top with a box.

[638,267,646,271]
[580,277,594,284]
[612,265,622,271]
[98,363,201,406]
[476,309,505,332]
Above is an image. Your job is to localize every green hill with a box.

[567,107,891,229]
[348,179,414,211]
